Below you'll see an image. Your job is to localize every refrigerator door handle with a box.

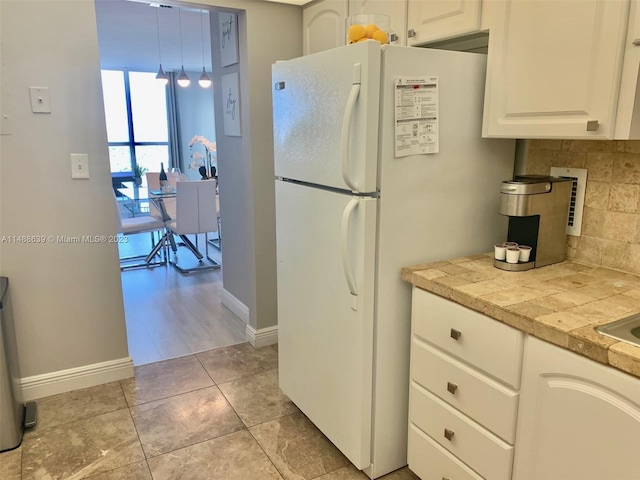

[341,198,360,311]
[341,70,361,193]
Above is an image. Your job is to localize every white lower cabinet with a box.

[409,288,524,480]
[513,336,640,480]
[409,287,640,480]
[408,424,484,480]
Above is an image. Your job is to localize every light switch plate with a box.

[29,87,51,113]
[71,153,90,179]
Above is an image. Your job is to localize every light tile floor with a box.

[0,343,419,480]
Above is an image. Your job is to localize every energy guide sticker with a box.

[394,76,439,157]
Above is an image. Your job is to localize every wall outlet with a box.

[550,167,587,236]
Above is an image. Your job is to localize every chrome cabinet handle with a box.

[450,328,462,340]
[447,382,458,395]
[389,32,398,42]
[407,28,416,38]
[633,38,640,45]
[444,428,455,441]
[586,120,599,131]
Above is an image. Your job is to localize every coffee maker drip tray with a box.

[494,258,535,271]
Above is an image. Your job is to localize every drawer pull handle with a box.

[450,328,462,340]
[444,428,455,441]
[443,478,451,480]
[447,382,458,395]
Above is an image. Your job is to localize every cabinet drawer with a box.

[412,289,524,389]
[408,424,484,480]
[411,338,519,444]
[410,383,514,480]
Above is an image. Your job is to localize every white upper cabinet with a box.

[482,0,630,139]
[513,336,640,480]
[483,0,629,139]
[406,0,482,45]
[303,0,348,55]
[615,0,640,139]
[349,0,408,46]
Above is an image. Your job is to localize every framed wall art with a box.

[221,72,241,136]
[219,13,238,67]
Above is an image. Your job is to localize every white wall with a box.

[0,0,301,398]
[202,0,302,331]
[0,0,130,392]
[175,77,216,180]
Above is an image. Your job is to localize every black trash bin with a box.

[1,277,36,451]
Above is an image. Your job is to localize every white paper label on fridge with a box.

[394,76,439,157]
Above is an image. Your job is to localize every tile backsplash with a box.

[526,139,640,274]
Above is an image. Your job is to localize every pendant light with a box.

[155,7,168,85]
[198,9,212,88]
[176,8,190,88]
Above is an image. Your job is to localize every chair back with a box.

[198,180,218,233]
[167,171,180,187]
[146,172,160,191]
[174,180,218,234]
[145,172,174,219]
[112,189,124,233]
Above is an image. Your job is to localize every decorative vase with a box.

[199,166,209,180]
[134,177,142,186]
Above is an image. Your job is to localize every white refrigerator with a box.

[272,42,515,479]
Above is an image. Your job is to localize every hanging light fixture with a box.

[198,9,212,88]
[176,8,190,88]
[155,7,168,85]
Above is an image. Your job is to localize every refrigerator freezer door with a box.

[273,42,381,194]
[275,179,377,469]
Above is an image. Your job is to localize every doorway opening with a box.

[95,0,245,365]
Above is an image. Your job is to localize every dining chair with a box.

[166,179,220,273]
[208,192,221,250]
[147,171,177,220]
[112,190,166,270]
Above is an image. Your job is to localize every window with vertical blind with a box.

[101,70,170,177]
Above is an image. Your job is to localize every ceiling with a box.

[94,0,309,73]
[95,0,214,73]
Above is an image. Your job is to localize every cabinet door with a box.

[303,0,348,55]
[407,0,482,45]
[349,0,408,45]
[513,336,640,480]
[615,0,640,139]
[483,0,629,139]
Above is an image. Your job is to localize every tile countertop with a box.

[402,254,640,379]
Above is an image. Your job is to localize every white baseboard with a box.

[246,325,278,348]
[221,289,277,348]
[222,288,249,325]
[19,357,134,401]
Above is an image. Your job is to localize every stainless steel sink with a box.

[596,314,640,347]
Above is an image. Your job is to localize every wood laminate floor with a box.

[118,232,246,366]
